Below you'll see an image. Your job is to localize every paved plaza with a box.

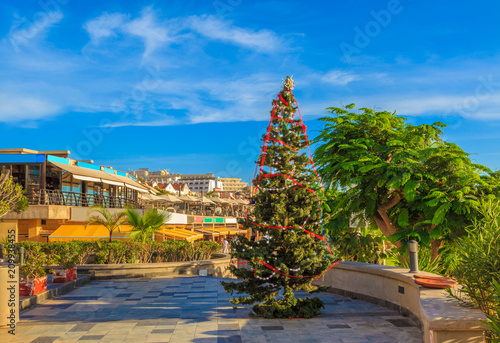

[0,276,423,343]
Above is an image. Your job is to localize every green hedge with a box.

[15,240,221,265]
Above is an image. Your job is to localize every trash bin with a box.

[0,262,19,328]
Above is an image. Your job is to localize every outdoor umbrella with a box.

[178,195,200,212]
[159,194,183,203]
[198,196,215,204]
[140,193,166,202]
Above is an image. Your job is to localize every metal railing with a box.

[27,189,140,208]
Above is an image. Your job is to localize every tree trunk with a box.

[430,239,442,262]
[372,192,403,249]
[109,231,112,243]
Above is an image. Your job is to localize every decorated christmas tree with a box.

[222,76,339,319]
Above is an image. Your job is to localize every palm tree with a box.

[125,208,170,243]
[86,207,127,242]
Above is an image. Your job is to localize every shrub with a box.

[15,239,221,266]
[485,279,500,342]
[19,244,55,280]
[447,198,500,342]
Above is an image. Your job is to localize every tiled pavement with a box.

[0,276,423,343]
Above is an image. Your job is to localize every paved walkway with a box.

[1,276,423,343]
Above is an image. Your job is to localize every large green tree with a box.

[314,105,499,260]
[222,77,337,319]
[0,171,28,218]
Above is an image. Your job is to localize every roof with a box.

[49,161,148,192]
[170,183,188,191]
[0,148,70,158]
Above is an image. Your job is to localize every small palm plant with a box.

[86,207,127,242]
[126,208,170,243]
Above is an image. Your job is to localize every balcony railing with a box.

[27,189,140,208]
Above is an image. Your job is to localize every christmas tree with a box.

[222,76,339,319]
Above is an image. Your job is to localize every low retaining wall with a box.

[77,253,235,280]
[313,262,487,343]
[20,274,91,312]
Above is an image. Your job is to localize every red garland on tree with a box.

[222,76,340,319]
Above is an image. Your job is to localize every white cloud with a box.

[7,11,63,49]
[84,13,127,44]
[321,70,358,85]
[84,7,176,58]
[0,93,61,121]
[124,7,173,58]
[186,15,286,53]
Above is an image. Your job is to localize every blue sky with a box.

[1,0,500,182]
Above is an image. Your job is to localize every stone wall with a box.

[77,253,236,280]
[313,261,487,343]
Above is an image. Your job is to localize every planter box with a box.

[19,276,47,296]
[53,267,77,283]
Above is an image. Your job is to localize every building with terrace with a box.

[0,148,148,242]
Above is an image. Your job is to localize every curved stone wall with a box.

[313,261,486,343]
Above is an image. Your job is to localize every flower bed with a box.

[53,267,77,283]
[20,276,47,296]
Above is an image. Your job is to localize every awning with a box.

[49,161,149,193]
[49,224,134,241]
[73,175,101,182]
[125,184,149,193]
[213,226,247,235]
[157,228,203,242]
[202,227,230,235]
[194,228,220,236]
[101,179,124,186]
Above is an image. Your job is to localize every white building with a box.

[132,169,223,193]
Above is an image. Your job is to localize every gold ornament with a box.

[282,75,294,90]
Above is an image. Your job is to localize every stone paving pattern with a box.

[0,276,423,342]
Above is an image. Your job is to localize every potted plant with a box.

[19,246,53,296]
[52,242,79,283]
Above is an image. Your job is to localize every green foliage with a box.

[447,199,500,341]
[16,240,221,266]
[223,77,337,319]
[45,242,79,269]
[251,286,326,319]
[0,171,28,218]
[323,188,385,263]
[86,207,127,242]
[126,208,170,243]
[313,104,500,259]
[485,279,500,342]
[19,243,56,279]
[387,245,441,274]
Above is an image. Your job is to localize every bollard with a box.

[19,247,24,266]
[0,244,3,259]
[408,240,419,273]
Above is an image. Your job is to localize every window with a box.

[27,165,41,191]
[11,164,26,188]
